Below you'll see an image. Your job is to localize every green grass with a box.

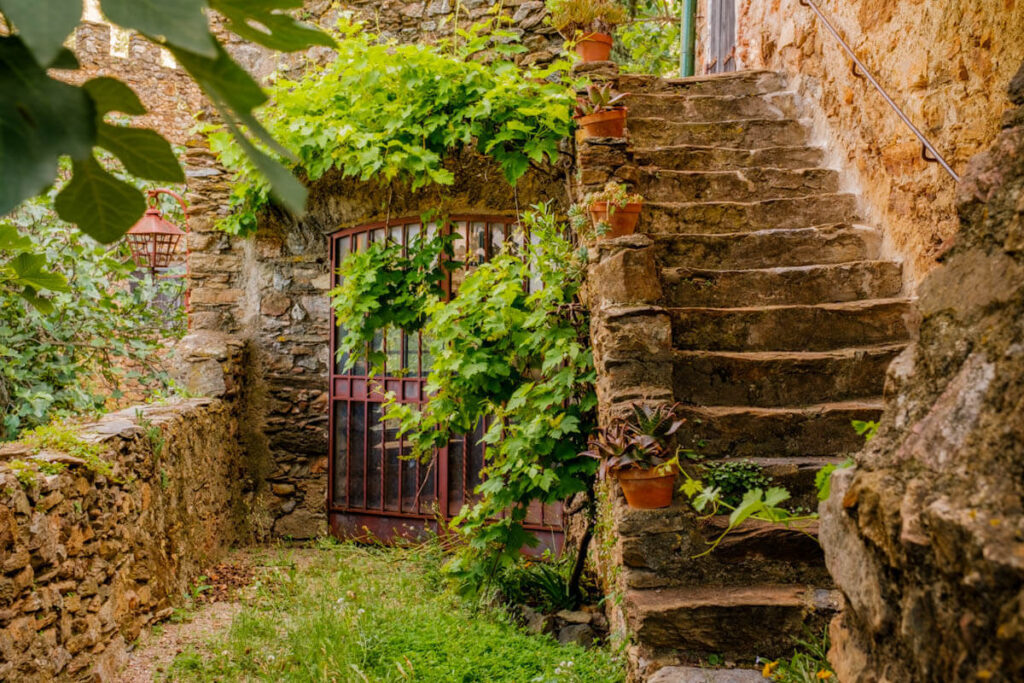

[165,542,625,682]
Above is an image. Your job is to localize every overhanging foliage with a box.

[208,20,578,235]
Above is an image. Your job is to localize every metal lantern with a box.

[126,189,188,275]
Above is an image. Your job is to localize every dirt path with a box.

[115,601,244,682]
[115,546,310,682]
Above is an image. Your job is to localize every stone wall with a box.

[734,0,1024,282]
[0,391,256,680]
[820,63,1024,682]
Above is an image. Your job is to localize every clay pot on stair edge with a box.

[575,107,628,139]
[615,466,676,509]
[589,201,643,238]
[575,33,614,62]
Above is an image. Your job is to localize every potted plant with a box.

[583,403,684,509]
[547,0,627,63]
[575,83,630,139]
[584,181,644,239]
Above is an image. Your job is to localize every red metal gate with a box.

[327,216,563,549]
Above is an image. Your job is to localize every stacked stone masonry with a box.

[0,382,257,680]
[581,65,915,678]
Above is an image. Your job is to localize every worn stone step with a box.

[673,346,904,407]
[648,666,768,683]
[643,194,861,233]
[635,167,839,203]
[651,225,880,269]
[625,92,799,121]
[630,118,809,148]
[618,70,788,97]
[626,584,839,659]
[617,496,830,592]
[631,145,825,172]
[662,261,904,307]
[669,299,914,352]
[675,401,883,458]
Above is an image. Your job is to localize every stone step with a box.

[673,346,904,408]
[651,225,880,269]
[661,261,904,307]
[669,299,913,352]
[635,167,839,203]
[675,401,883,458]
[643,194,860,233]
[626,584,840,660]
[648,666,769,683]
[625,92,799,121]
[617,498,830,592]
[631,145,825,172]
[629,118,809,148]
[618,70,788,97]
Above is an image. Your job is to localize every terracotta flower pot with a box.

[575,107,627,139]
[615,466,677,509]
[575,33,613,62]
[588,201,643,238]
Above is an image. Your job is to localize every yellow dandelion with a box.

[762,660,779,677]
[816,671,833,680]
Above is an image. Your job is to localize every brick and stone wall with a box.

[0,388,257,680]
[733,0,1024,282]
[819,63,1024,682]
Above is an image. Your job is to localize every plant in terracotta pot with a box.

[574,83,630,139]
[582,181,644,239]
[583,403,684,509]
[547,0,628,62]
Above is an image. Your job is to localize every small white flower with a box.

[554,668,563,675]
[267,654,276,662]
[357,608,365,614]
[221,650,229,656]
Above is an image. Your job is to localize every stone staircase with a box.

[582,70,914,677]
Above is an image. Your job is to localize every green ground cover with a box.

[166,542,626,683]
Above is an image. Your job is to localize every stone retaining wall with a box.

[0,394,256,681]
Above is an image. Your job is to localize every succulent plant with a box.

[581,402,685,477]
[574,83,630,117]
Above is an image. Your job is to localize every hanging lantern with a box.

[126,189,188,274]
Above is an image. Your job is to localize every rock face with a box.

[584,67,910,677]
[0,399,256,681]
[734,0,1024,281]
[820,63,1024,682]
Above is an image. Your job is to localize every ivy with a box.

[208,20,579,235]
[332,204,596,590]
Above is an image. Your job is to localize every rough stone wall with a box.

[734,0,1024,282]
[819,64,1024,682]
[0,391,256,680]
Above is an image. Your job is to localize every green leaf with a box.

[100,0,217,58]
[0,0,82,66]
[96,124,184,182]
[209,0,335,52]
[82,77,146,116]
[54,155,147,243]
[0,37,95,215]
[8,252,69,292]
[19,288,54,314]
